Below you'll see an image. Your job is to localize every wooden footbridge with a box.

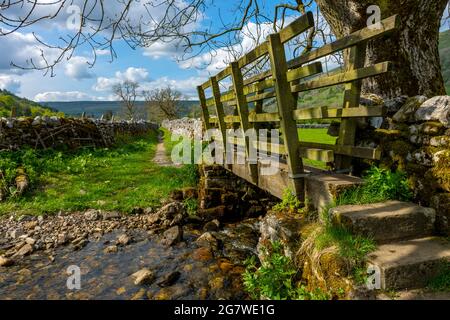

[197,12,399,201]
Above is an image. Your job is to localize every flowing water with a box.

[0,219,260,300]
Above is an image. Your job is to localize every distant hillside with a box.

[440,29,450,94]
[44,100,200,120]
[0,90,63,118]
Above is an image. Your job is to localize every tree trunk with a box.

[316,0,448,98]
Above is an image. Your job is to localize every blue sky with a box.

[0,1,447,102]
[0,1,283,101]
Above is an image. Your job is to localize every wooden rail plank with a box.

[268,32,305,200]
[216,66,232,81]
[231,61,258,182]
[293,105,385,120]
[211,112,282,124]
[237,42,269,69]
[291,62,390,92]
[228,138,334,162]
[286,62,323,82]
[279,11,315,44]
[298,142,382,160]
[250,112,280,123]
[205,97,215,107]
[243,70,272,86]
[288,15,399,67]
[200,79,211,90]
[220,90,235,103]
[246,91,276,103]
[243,78,274,95]
[235,11,314,69]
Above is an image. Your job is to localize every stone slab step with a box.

[368,237,450,290]
[305,174,364,213]
[330,201,436,243]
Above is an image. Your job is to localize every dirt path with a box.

[153,132,174,167]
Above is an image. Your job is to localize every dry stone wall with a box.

[356,95,450,235]
[0,116,158,151]
[162,117,202,139]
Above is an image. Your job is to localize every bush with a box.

[273,189,303,213]
[337,166,413,206]
[183,197,198,216]
[243,242,330,300]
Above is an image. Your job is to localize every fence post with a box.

[197,85,211,132]
[335,43,366,172]
[267,33,305,202]
[10,106,17,118]
[230,61,258,183]
[210,76,227,162]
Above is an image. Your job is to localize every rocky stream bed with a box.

[0,203,262,300]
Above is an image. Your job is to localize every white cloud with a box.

[93,67,150,92]
[143,40,185,59]
[34,91,100,102]
[0,74,21,93]
[142,76,207,99]
[0,30,60,74]
[65,56,95,80]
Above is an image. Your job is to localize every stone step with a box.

[368,237,450,290]
[305,173,364,213]
[330,201,436,243]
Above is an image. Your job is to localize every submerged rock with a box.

[161,226,183,246]
[157,271,181,287]
[132,268,155,286]
[0,256,14,267]
[117,234,131,246]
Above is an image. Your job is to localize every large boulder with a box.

[392,96,428,123]
[415,96,450,127]
[257,211,303,262]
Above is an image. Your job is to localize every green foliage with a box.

[243,242,331,300]
[0,90,63,117]
[183,197,198,216]
[273,189,303,213]
[427,261,450,292]
[337,166,413,206]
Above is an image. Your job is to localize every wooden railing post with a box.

[267,33,305,202]
[335,43,366,171]
[230,61,258,183]
[197,85,211,132]
[210,76,227,162]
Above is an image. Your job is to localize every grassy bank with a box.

[0,131,197,216]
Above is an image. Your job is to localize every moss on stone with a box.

[430,149,450,193]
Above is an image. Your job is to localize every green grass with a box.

[0,131,198,215]
[315,225,376,263]
[336,166,413,206]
